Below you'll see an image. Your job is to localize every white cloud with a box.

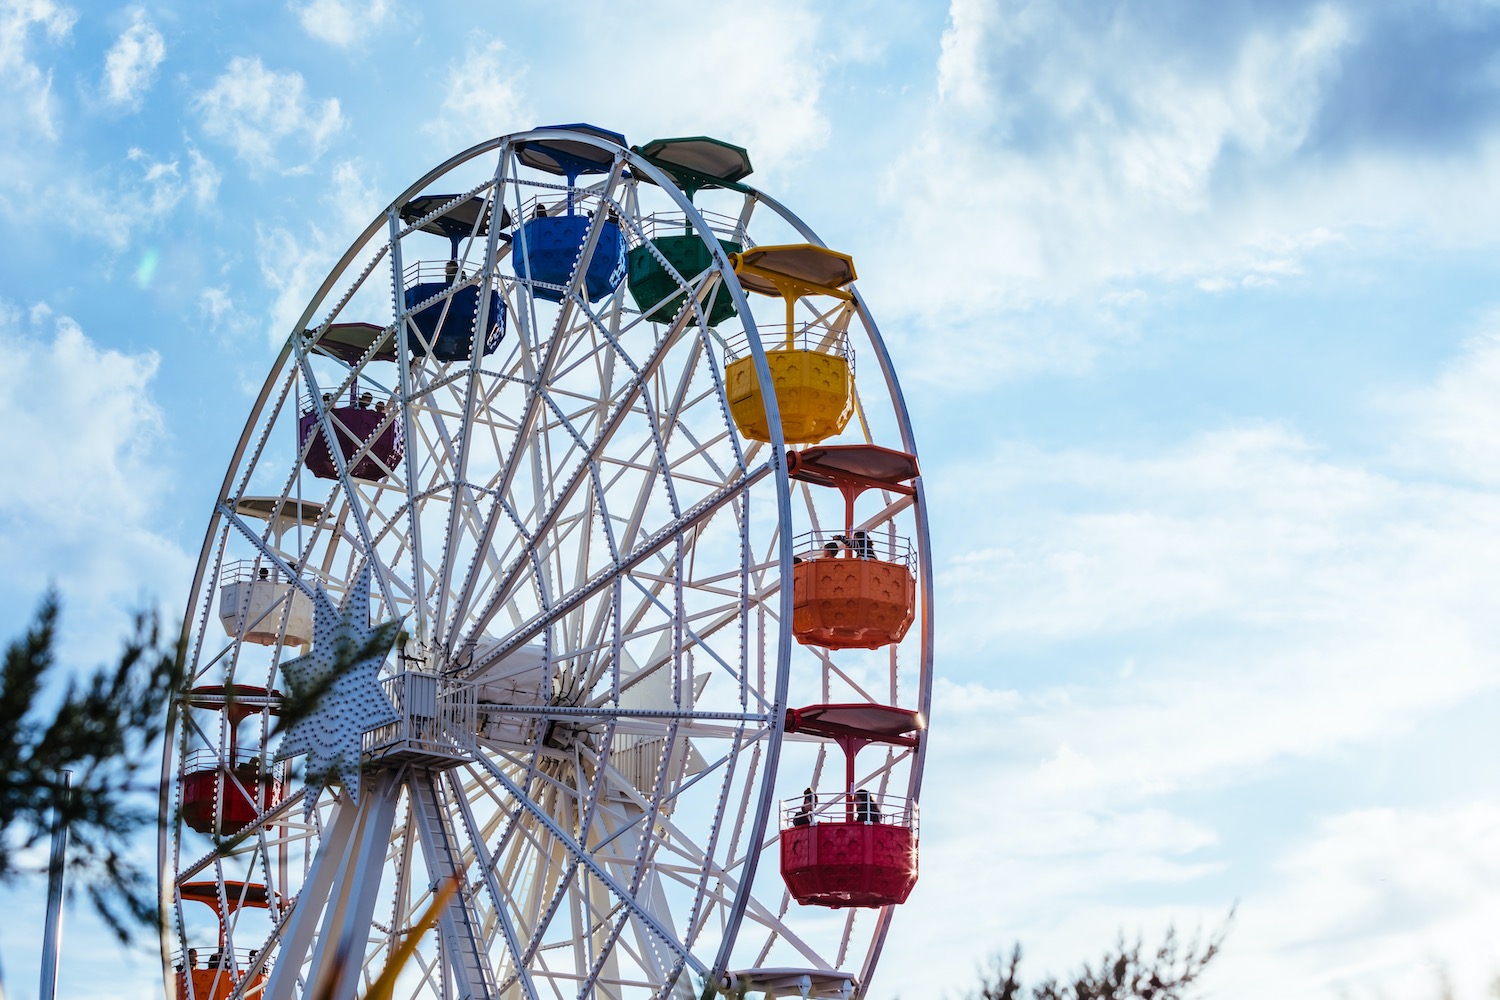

[256,222,339,346]
[0,305,163,521]
[428,39,528,148]
[923,416,1500,798]
[251,160,392,349]
[125,146,185,215]
[424,1,829,178]
[861,0,1500,390]
[187,145,221,207]
[39,146,199,248]
[0,0,77,138]
[0,303,190,663]
[0,8,200,246]
[200,285,233,326]
[199,286,260,361]
[291,0,388,47]
[939,426,1383,638]
[609,0,828,173]
[884,2,1355,321]
[1392,324,1500,488]
[326,159,380,239]
[872,331,1500,999]
[935,0,994,110]
[101,7,165,108]
[194,56,344,171]
[1214,802,1500,999]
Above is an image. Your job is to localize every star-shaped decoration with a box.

[275,566,401,814]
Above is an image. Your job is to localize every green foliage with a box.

[0,592,183,941]
[967,918,1230,1000]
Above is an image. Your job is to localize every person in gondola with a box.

[854,789,881,824]
[791,787,815,827]
[852,529,874,559]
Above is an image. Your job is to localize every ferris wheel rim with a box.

[741,187,937,989]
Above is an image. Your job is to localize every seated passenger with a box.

[854,789,881,824]
[852,530,874,558]
[792,787,815,827]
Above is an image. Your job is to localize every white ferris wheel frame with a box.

[158,128,935,1000]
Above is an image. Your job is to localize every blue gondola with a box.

[512,124,629,303]
[403,278,505,362]
[398,194,509,362]
[513,214,626,302]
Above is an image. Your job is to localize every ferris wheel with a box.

[160,125,933,1000]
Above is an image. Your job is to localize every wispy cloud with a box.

[422,0,830,178]
[1390,323,1500,488]
[290,0,389,48]
[187,145,221,207]
[607,0,829,173]
[876,315,1500,998]
[256,222,335,344]
[1215,801,1500,998]
[0,302,190,662]
[0,0,77,138]
[426,39,529,148]
[194,56,344,171]
[870,0,1500,388]
[41,145,211,247]
[101,7,165,108]
[325,158,381,237]
[888,2,1355,314]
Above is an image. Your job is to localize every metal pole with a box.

[39,770,71,1000]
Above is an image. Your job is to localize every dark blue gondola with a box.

[403,279,506,362]
[512,124,629,303]
[398,194,509,362]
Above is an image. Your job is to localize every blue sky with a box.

[5,0,1500,997]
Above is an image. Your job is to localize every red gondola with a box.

[179,685,283,836]
[779,703,923,908]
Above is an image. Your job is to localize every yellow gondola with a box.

[726,243,858,444]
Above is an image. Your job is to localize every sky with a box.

[4,0,1500,997]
